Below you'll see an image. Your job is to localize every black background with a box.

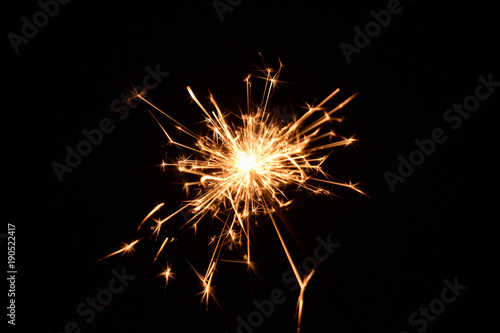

[5,0,499,332]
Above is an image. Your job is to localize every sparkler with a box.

[102,58,366,332]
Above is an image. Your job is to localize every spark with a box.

[158,263,175,288]
[98,239,140,261]
[103,58,366,332]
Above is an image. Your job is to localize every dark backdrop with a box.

[5,1,499,332]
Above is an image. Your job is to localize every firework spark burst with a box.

[102,58,366,332]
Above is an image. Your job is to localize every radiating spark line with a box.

[103,59,366,332]
[138,203,164,231]
[154,237,172,262]
[98,239,140,261]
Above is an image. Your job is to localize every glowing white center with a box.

[236,154,257,172]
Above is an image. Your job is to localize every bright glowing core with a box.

[236,153,257,172]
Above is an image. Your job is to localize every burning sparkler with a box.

[102,57,366,332]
